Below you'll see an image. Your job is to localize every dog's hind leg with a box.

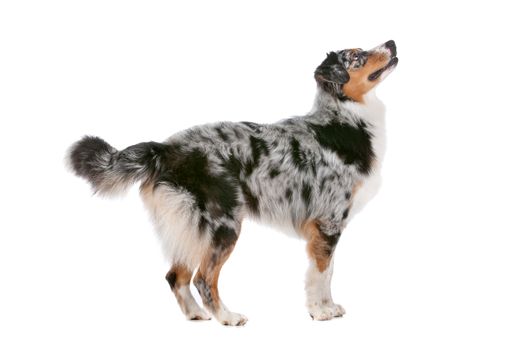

[193,224,247,326]
[140,183,212,321]
[302,220,346,321]
[165,265,211,321]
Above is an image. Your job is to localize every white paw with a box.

[309,303,346,321]
[186,309,212,321]
[217,311,248,326]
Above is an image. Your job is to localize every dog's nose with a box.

[385,40,396,56]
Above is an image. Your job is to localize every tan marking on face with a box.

[342,51,390,102]
[301,220,332,272]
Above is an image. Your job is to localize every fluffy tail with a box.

[67,136,167,196]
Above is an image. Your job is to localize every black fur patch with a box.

[158,148,239,224]
[215,127,229,141]
[198,216,208,233]
[342,208,349,220]
[320,230,341,256]
[241,181,259,214]
[307,120,375,174]
[245,136,269,176]
[314,52,350,101]
[285,188,293,203]
[301,182,312,207]
[345,191,351,200]
[290,137,308,171]
[241,121,262,132]
[212,225,238,249]
[250,136,269,164]
[165,271,177,289]
[269,167,281,178]
[223,154,243,178]
[319,177,327,193]
[315,52,349,84]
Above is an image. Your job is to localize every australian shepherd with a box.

[67,40,398,326]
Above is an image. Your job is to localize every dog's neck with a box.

[310,88,387,168]
[311,88,385,128]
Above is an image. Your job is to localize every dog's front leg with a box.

[304,221,346,320]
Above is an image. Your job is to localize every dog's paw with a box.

[309,303,346,321]
[330,304,346,317]
[187,309,212,321]
[218,312,248,326]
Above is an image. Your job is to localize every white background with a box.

[1,1,524,349]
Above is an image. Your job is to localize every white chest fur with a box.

[344,91,387,219]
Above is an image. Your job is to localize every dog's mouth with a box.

[368,56,398,81]
[367,40,398,81]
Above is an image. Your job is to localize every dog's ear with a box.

[314,52,350,84]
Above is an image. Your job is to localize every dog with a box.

[67,40,398,326]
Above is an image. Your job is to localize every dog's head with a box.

[314,40,398,102]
